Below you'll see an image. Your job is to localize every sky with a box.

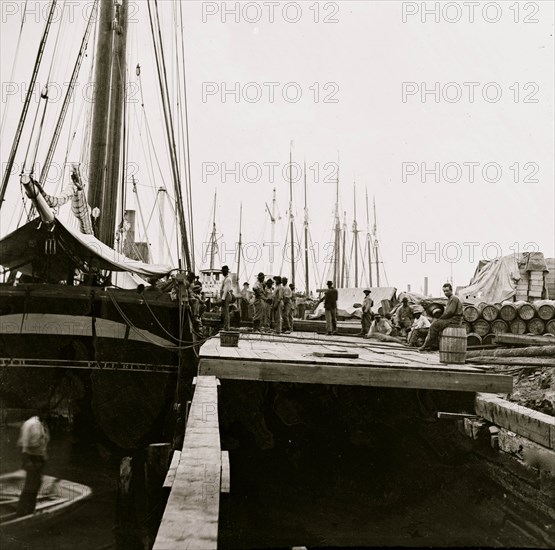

[1,0,554,295]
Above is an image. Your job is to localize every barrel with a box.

[462,321,472,334]
[500,303,518,322]
[527,318,545,335]
[439,327,467,364]
[472,319,490,337]
[490,319,509,334]
[466,333,482,347]
[515,301,535,321]
[462,306,480,323]
[482,333,496,346]
[534,300,555,321]
[510,318,527,335]
[546,319,555,336]
[480,304,499,322]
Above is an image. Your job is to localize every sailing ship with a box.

[0,0,196,448]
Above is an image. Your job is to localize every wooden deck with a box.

[154,376,222,550]
[198,332,513,393]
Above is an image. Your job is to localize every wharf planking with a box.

[154,376,221,550]
[199,332,513,393]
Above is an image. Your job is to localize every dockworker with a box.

[365,312,392,339]
[220,265,233,331]
[264,278,275,330]
[281,277,292,333]
[395,296,414,337]
[240,282,253,320]
[273,276,285,334]
[318,280,338,335]
[359,289,373,336]
[419,283,463,351]
[17,410,50,516]
[289,284,296,331]
[252,272,266,332]
[407,307,431,347]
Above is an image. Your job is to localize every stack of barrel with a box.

[463,300,555,346]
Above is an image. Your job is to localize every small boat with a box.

[0,470,92,529]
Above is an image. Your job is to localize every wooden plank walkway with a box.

[198,332,513,393]
[154,376,221,550]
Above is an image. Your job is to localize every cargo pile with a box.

[462,300,555,346]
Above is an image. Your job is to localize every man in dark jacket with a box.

[318,280,338,335]
[419,283,463,351]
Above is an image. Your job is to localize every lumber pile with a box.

[466,331,555,367]
[462,300,555,346]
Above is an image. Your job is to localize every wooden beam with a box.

[154,376,221,550]
[220,451,230,494]
[162,450,181,489]
[470,357,555,367]
[199,359,512,393]
[476,393,555,450]
[495,334,555,347]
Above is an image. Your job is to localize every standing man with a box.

[17,411,50,516]
[359,289,373,336]
[252,272,266,332]
[281,277,292,333]
[264,278,275,331]
[273,276,285,334]
[220,265,233,331]
[289,284,296,332]
[419,283,463,351]
[318,280,338,335]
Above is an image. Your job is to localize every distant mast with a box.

[265,188,277,277]
[373,195,380,287]
[303,160,310,296]
[333,154,341,288]
[237,202,243,284]
[289,142,295,287]
[352,180,359,288]
[209,190,217,271]
[341,211,347,288]
[365,188,373,287]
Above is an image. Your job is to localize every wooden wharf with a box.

[154,331,513,549]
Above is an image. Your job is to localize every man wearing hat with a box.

[358,289,373,336]
[407,307,431,347]
[365,312,392,339]
[318,280,338,335]
[220,265,233,330]
[395,296,414,337]
[252,272,266,331]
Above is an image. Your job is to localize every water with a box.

[0,425,118,550]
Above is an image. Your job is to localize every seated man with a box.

[419,283,463,351]
[407,308,431,347]
[365,313,392,338]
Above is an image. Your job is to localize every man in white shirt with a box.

[17,412,50,516]
[220,265,233,330]
[366,313,392,338]
[407,309,431,347]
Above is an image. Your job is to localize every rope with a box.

[0,0,28,136]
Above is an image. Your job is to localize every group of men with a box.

[319,281,463,349]
[249,271,297,333]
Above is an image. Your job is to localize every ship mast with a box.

[264,188,277,277]
[87,0,129,247]
[236,202,243,284]
[373,195,380,287]
[341,211,347,288]
[303,160,309,296]
[333,154,341,288]
[352,180,359,288]
[209,190,217,271]
[365,188,373,287]
[289,142,295,287]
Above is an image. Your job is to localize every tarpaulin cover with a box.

[522,252,548,272]
[0,218,173,282]
[457,255,520,304]
[310,287,397,319]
